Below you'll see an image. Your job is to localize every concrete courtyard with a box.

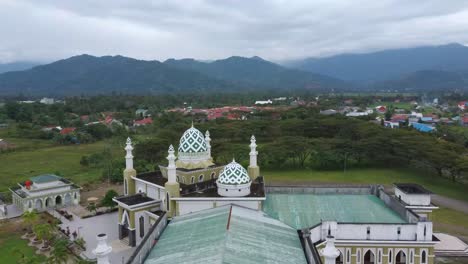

[51,208,135,263]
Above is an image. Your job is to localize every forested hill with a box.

[0,55,344,96]
[164,56,346,91]
[288,43,468,82]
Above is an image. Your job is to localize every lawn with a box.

[432,207,468,238]
[0,218,46,263]
[0,139,121,192]
[0,236,46,263]
[263,168,468,202]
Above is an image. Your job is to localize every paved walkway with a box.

[51,208,134,263]
[432,195,468,214]
[0,204,23,219]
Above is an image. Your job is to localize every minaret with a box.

[92,233,112,264]
[205,130,212,160]
[164,145,180,218]
[124,137,136,196]
[247,135,260,180]
[320,235,340,264]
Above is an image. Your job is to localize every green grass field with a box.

[0,138,121,191]
[263,168,468,202]
[0,236,46,263]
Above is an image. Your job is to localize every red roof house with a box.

[60,127,76,135]
[134,117,153,126]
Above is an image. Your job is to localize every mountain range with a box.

[1,43,468,95]
[287,43,468,83]
[0,55,342,95]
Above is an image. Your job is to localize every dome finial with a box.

[232,157,236,163]
[191,120,194,128]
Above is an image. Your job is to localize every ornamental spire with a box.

[205,130,211,158]
[167,144,177,183]
[249,135,257,167]
[125,137,134,170]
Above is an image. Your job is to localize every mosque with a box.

[111,125,439,264]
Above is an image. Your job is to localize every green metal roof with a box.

[30,174,61,183]
[263,193,406,229]
[145,206,307,264]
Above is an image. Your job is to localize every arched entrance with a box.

[45,197,53,208]
[64,193,72,206]
[35,199,42,210]
[396,250,407,264]
[336,252,344,264]
[55,196,62,206]
[364,250,375,264]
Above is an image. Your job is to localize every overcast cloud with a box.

[1,0,468,63]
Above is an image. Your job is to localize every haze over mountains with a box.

[0,43,468,95]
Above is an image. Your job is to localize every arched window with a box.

[357,250,361,263]
[198,175,204,182]
[139,216,144,238]
[388,249,393,264]
[176,176,180,182]
[410,250,413,263]
[421,250,427,264]
[124,179,128,195]
[211,172,216,179]
[191,176,195,184]
[378,249,382,263]
[346,249,350,263]
[166,193,170,211]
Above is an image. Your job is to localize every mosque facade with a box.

[112,125,438,264]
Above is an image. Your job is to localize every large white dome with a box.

[217,160,251,185]
[175,125,213,169]
[178,126,207,154]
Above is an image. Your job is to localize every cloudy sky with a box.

[1,0,468,63]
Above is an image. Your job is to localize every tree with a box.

[86,203,97,215]
[48,239,69,264]
[33,223,53,246]
[22,210,39,234]
[100,189,118,209]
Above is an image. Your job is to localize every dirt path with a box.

[432,195,468,214]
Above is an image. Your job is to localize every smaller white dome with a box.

[217,160,251,185]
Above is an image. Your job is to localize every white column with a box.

[249,135,258,167]
[167,145,177,183]
[125,137,134,170]
[320,236,340,264]
[92,234,112,264]
[205,130,211,158]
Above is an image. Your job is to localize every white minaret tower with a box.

[247,135,260,180]
[320,235,340,264]
[167,145,177,183]
[164,145,180,217]
[92,233,112,264]
[125,137,134,170]
[205,130,212,159]
[124,137,136,196]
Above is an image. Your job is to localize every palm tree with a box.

[33,223,53,246]
[22,210,38,235]
[48,239,69,264]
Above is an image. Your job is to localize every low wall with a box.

[126,212,168,264]
[266,185,373,195]
[377,187,420,223]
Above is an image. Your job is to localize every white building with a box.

[10,174,81,212]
